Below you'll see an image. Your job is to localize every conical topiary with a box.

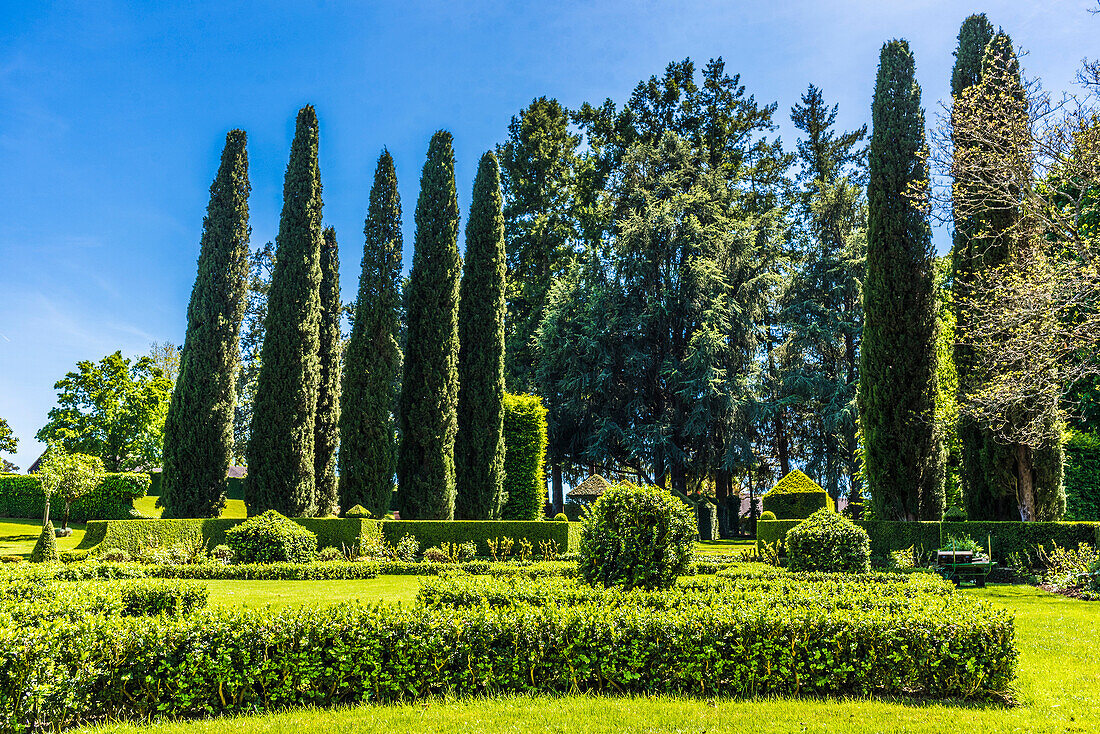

[31,521,59,563]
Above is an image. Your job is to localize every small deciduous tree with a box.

[0,418,18,472]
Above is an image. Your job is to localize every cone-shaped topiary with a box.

[246,106,324,517]
[161,130,251,519]
[500,393,548,520]
[455,151,508,520]
[786,509,871,573]
[859,40,944,521]
[314,226,342,517]
[31,521,59,563]
[578,482,695,590]
[397,131,461,520]
[339,151,403,519]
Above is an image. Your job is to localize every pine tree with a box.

[455,152,508,519]
[859,40,945,521]
[339,152,403,518]
[161,130,251,518]
[245,106,324,517]
[396,131,461,520]
[314,226,342,516]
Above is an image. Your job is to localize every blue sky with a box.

[1,0,1096,470]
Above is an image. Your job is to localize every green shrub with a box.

[0,571,1016,729]
[1065,430,1100,520]
[100,548,131,563]
[759,510,777,521]
[380,520,578,556]
[210,545,233,564]
[786,509,871,573]
[553,512,568,522]
[344,504,370,517]
[316,546,344,562]
[393,534,420,561]
[762,470,834,519]
[500,393,548,520]
[578,482,695,590]
[224,511,318,564]
[0,473,148,522]
[118,580,208,616]
[30,522,59,563]
[944,506,967,521]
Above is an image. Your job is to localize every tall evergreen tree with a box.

[396,131,461,520]
[859,40,945,521]
[245,106,324,517]
[314,226,342,516]
[233,242,274,464]
[339,152,403,518]
[161,130,251,518]
[782,85,867,503]
[455,152,508,519]
[497,97,581,393]
[949,14,1011,520]
[953,33,1065,520]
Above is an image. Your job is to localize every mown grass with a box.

[201,576,422,608]
[132,496,248,520]
[0,518,86,558]
[80,584,1098,733]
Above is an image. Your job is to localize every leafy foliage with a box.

[1065,430,1100,520]
[762,470,833,519]
[786,509,871,573]
[30,521,59,563]
[0,473,147,522]
[0,417,18,472]
[224,510,318,564]
[339,151,403,519]
[578,481,695,590]
[118,580,208,616]
[36,352,172,472]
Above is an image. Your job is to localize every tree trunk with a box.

[63,501,71,531]
[551,463,563,515]
[1015,443,1036,522]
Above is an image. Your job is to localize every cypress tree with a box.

[161,130,251,519]
[338,152,403,518]
[859,40,945,521]
[314,226,342,516]
[397,131,461,520]
[455,152,508,519]
[245,106,324,517]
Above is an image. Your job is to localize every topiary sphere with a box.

[225,510,318,564]
[553,512,568,522]
[786,509,870,573]
[578,482,695,590]
[759,510,777,521]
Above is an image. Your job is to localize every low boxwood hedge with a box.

[0,573,1015,730]
[0,473,148,522]
[757,518,1100,563]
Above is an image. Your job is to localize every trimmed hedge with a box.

[785,510,871,573]
[500,393,548,520]
[761,470,834,519]
[0,473,148,522]
[380,520,581,556]
[224,511,318,564]
[1065,431,1100,520]
[77,518,580,560]
[0,571,1016,730]
[758,519,1100,563]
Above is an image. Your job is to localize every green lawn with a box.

[201,576,422,608]
[80,584,1098,733]
[133,496,248,519]
[0,518,86,558]
[694,538,755,555]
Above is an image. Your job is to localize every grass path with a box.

[0,518,86,557]
[201,576,422,608]
[81,584,1098,733]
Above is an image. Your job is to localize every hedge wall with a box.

[380,520,580,556]
[758,519,1100,563]
[147,473,244,501]
[83,518,580,558]
[0,473,148,522]
[0,577,1015,728]
[761,470,834,519]
[1064,431,1100,521]
[500,393,548,520]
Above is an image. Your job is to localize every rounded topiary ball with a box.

[785,509,870,573]
[759,510,777,521]
[553,512,568,522]
[578,482,695,590]
[225,510,318,564]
